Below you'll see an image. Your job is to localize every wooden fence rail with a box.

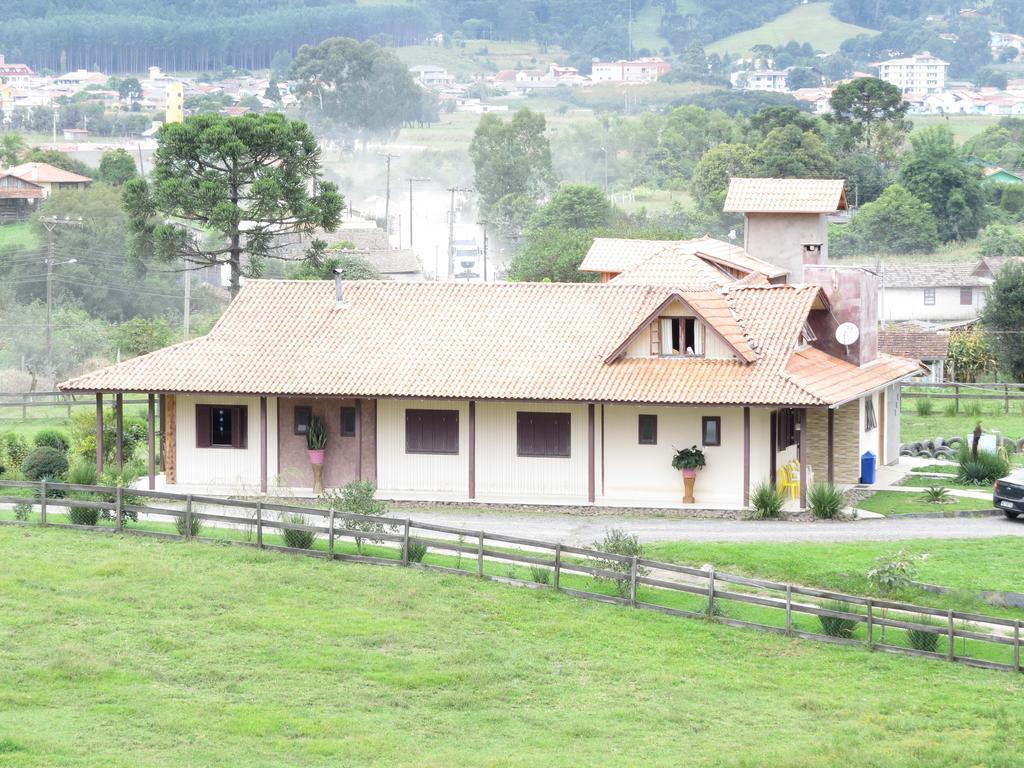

[901,381,1024,414]
[0,479,1020,675]
[0,390,149,418]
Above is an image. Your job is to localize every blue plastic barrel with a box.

[860,451,876,485]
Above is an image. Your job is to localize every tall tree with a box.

[983,262,1024,380]
[528,185,613,231]
[751,125,836,178]
[827,77,911,156]
[830,184,939,256]
[470,108,554,214]
[0,133,25,166]
[122,113,343,297]
[290,37,421,149]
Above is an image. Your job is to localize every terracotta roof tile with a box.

[785,348,923,404]
[723,178,847,213]
[878,330,949,359]
[61,280,917,407]
[584,235,786,282]
[5,162,92,184]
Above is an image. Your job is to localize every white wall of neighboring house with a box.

[376,398,469,497]
[858,393,880,463]
[880,286,986,322]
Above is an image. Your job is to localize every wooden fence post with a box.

[866,600,874,649]
[184,494,193,540]
[1015,620,1021,673]
[947,610,955,662]
[955,384,960,413]
[1006,385,1011,415]
[255,501,263,549]
[629,556,638,607]
[785,584,792,634]
[328,507,335,561]
[115,487,123,533]
[39,479,47,525]
[477,531,484,578]
[402,519,410,565]
[554,544,561,591]
[707,566,716,617]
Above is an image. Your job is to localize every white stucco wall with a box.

[175,394,277,491]
[881,286,985,322]
[743,213,828,280]
[376,398,469,497]
[858,393,880,463]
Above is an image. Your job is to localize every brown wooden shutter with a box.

[196,404,211,447]
[233,405,248,448]
[649,322,661,355]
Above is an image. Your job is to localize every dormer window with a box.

[650,316,704,357]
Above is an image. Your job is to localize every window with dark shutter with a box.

[341,406,357,437]
[960,288,972,306]
[294,406,312,435]
[776,409,798,451]
[405,409,459,454]
[638,414,657,445]
[702,416,721,447]
[196,403,247,449]
[517,412,571,457]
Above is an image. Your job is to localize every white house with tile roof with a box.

[61,246,920,510]
[879,263,992,323]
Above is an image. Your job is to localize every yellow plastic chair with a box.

[778,461,800,500]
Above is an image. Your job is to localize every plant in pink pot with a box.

[306,415,328,493]
[671,445,706,504]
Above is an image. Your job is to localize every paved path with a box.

[390,507,1024,545]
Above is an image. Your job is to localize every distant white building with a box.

[879,263,990,323]
[591,57,671,84]
[731,70,788,92]
[991,31,1024,56]
[409,65,453,89]
[871,52,949,95]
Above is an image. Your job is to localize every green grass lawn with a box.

[900,401,1024,444]
[1,525,1023,767]
[856,489,993,517]
[645,537,1024,601]
[631,3,670,53]
[0,222,40,250]
[706,2,876,55]
[911,114,1003,143]
[898,474,986,491]
[390,40,569,80]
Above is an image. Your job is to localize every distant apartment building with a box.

[409,65,453,89]
[871,52,949,95]
[731,70,788,92]
[165,82,184,123]
[591,57,671,84]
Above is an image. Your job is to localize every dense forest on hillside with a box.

[0,0,798,74]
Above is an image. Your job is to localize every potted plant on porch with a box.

[671,445,706,504]
[306,415,328,494]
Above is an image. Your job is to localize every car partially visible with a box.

[994,469,1024,519]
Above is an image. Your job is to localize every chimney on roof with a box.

[334,267,345,307]
[803,265,879,367]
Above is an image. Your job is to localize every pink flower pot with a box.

[681,468,698,479]
[307,449,326,466]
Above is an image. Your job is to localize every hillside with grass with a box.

[706,2,877,55]
[0,526,1022,767]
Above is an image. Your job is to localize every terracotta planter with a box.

[307,449,326,466]
[681,468,698,504]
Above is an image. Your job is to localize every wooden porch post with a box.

[769,410,777,485]
[114,392,124,467]
[95,393,104,479]
[587,403,596,504]
[468,400,476,500]
[743,407,750,507]
[798,408,807,510]
[355,398,363,481]
[158,394,166,472]
[147,393,155,490]
[259,396,268,494]
[827,408,835,485]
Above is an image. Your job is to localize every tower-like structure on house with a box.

[165,82,184,124]
[723,177,848,282]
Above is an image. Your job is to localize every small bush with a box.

[962,401,983,418]
[33,428,69,454]
[914,398,934,416]
[282,512,317,549]
[591,527,646,597]
[13,502,32,521]
[943,400,958,417]
[808,482,845,519]
[529,565,551,584]
[957,445,1009,485]
[818,600,859,639]
[65,461,101,525]
[175,514,203,538]
[907,615,942,652]
[406,539,428,562]
[920,485,952,503]
[750,480,785,519]
[68,503,100,526]
[1,432,30,470]
[320,481,392,553]
[20,446,68,482]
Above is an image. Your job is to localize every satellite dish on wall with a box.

[835,322,860,347]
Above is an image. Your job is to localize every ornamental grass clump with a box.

[749,480,785,520]
[175,513,203,538]
[906,614,942,652]
[808,482,845,519]
[406,539,428,563]
[956,445,1008,486]
[818,600,859,639]
[915,398,934,416]
[529,566,551,585]
[282,512,317,550]
[66,462,100,526]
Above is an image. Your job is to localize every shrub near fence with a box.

[0,479,1022,676]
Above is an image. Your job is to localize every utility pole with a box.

[445,185,472,280]
[40,216,80,378]
[51,107,58,146]
[378,152,399,234]
[477,220,489,283]
[182,269,191,341]
[404,176,430,249]
[599,147,609,194]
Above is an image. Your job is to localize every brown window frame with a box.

[702,416,721,447]
[340,406,357,437]
[195,404,248,449]
[959,287,973,306]
[638,414,658,445]
[405,409,459,455]
[293,405,312,436]
[516,412,571,458]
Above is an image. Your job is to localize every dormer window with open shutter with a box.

[651,316,704,357]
